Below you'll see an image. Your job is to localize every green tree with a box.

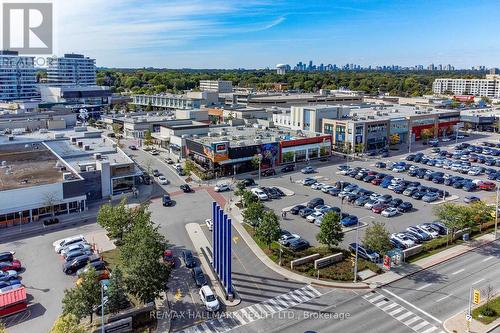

[316,212,344,250]
[434,203,474,244]
[112,123,122,136]
[144,130,153,147]
[97,198,133,240]
[420,128,433,142]
[146,102,153,112]
[120,214,170,304]
[50,314,89,333]
[241,189,258,208]
[234,181,246,197]
[255,211,281,249]
[106,266,129,314]
[469,201,493,232]
[62,268,101,322]
[362,221,392,256]
[242,201,264,226]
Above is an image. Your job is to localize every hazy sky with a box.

[52,0,500,69]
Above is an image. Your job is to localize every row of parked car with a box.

[0,251,23,293]
[407,148,500,179]
[53,235,108,280]
[250,186,286,201]
[278,230,310,252]
[390,155,497,192]
[181,250,220,312]
[390,221,448,250]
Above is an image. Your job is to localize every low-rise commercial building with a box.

[273,105,351,132]
[39,85,111,105]
[0,127,140,228]
[184,125,331,176]
[132,94,202,110]
[246,92,362,107]
[460,108,500,131]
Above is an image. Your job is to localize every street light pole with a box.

[101,282,105,333]
[495,187,499,240]
[258,154,262,183]
[354,216,374,283]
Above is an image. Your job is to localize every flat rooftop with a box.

[248,93,361,101]
[193,125,325,147]
[0,143,73,191]
[341,104,460,123]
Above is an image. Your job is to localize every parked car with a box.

[163,250,175,267]
[302,177,317,186]
[76,261,108,278]
[205,219,213,231]
[192,266,207,287]
[261,169,276,177]
[341,215,358,227]
[372,203,388,214]
[62,255,91,274]
[240,178,256,187]
[60,242,92,257]
[464,195,481,203]
[416,224,439,238]
[311,182,326,190]
[279,234,300,246]
[299,207,314,217]
[301,166,315,174]
[128,145,137,150]
[182,250,196,268]
[0,260,21,272]
[390,233,415,249]
[289,239,310,252]
[397,202,413,213]
[307,212,324,223]
[54,235,86,253]
[406,226,431,241]
[381,207,398,217]
[199,285,220,312]
[251,188,268,200]
[0,270,18,282]
[422,192,439,202]
[307,198,324,209]
[0,252,15,263]
[290,205,306,215]
[348,243,380,262]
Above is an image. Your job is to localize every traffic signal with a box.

[473,289,481,305]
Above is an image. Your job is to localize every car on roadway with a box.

[381,207,398,217]
[251,188,268,200]
[182,250,196,268]
[128,145,137,150]
[199,285,220,312]
[164,157,174,164]
[301,166,315,174]
[205,219,213,231]
[214,184,230,192]
[280,164,295,173]
[348,243,380,262]
[180,184,193,193]
[158,176,169,185]
[289,239,310,252]
[150,150,159,155]
[192,266,207,287]
[153,169,161,177]
[341,215,358,227]
[162,194,173,206]
[302,178,317,186]
[279,234,300,246]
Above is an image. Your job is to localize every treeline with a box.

[96,69,484,97]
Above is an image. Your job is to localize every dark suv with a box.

[307,198,324,208]
[63,255,90,274]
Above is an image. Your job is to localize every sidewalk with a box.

[444,307,500,333]
[364,233,496,287]
[228,201,497,290]
[185,223,241,307]
[0,183,155,243]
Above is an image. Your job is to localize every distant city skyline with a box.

[54,0,500,69]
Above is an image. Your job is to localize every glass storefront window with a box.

[308,148,319,159]
[295,149,306,162]
[282,151,294,163]
[112,176,134,195]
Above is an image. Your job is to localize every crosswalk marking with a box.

[175,285,324,333]
[363,291,445,333]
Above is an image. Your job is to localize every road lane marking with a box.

[416,283,432,291]
[381,303,399,311]
[412,320,430,331]
[389,307,404,316]
[382,288,443,324]
[420,327,438,333]
[395,312,413,321]
[403,316,421,326]
[374,300,389,307]
[451,268,465,275]
[482,256,494,262]
[364,294,384,302]
[472,278,485,285]
[436,294,451,302]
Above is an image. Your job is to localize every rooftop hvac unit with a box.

[53,133,65,139]
[181,134,190,138]
[84,145,90,151]
[94,153,102,160]
[77,141,83,147]
[254,139,262,144]
[192,134,199,139]
[86,166,95,172]
[8,136,13,141]
[74,126,88,132]
[71,137,77,144]
[63,172,73,181]
[39,128,48,133]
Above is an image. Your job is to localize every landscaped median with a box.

[473,293,500,325]
[243,224,382,281]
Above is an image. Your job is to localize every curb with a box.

[227,202,370,290]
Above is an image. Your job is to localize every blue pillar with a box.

[215,205,220,275]
[212,202,217,270]
[218,209,224,279]
[227,218,232,295]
